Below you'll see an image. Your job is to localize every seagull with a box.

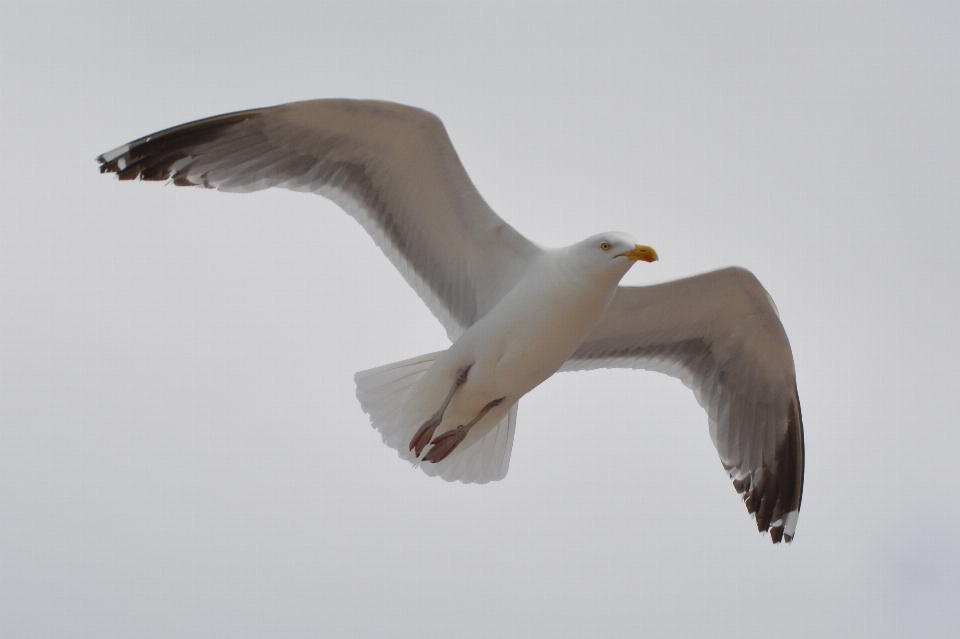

[98,99,805,543]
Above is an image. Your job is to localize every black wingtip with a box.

[95,110,261,183]
[97,157,119,174]
[732,387,804,543]
[770,526,784,544]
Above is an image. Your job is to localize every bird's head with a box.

[570,232,658,281]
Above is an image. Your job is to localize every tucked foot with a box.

[409,415,442,456]
[422,396,507,464]
[409,364,473,456]
[423,425,468,463]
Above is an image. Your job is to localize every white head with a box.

[565,232,658,283]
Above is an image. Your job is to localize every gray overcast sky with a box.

[1,1,958,637]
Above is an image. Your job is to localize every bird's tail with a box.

[355,350,443,456]
[354,352,518,484]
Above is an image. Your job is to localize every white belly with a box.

[404,258,618,435]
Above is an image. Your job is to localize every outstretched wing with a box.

[562,267,805,543]
[98,99,541,340]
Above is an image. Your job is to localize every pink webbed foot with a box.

[408,365,472,457]
[409,416,442,457]
[422,426,468,463]
[422,396,505,464]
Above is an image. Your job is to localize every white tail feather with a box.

[355,352,518,484]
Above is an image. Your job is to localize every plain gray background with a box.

[1,1,958,637]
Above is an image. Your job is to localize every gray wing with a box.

[98,99,541,339]
[562,267,805,543]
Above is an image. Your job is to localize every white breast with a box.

[448,251,620,404]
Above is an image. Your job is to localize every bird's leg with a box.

[409,365,472,456]
[423,397,505,464]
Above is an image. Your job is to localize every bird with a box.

[98,99,804,543]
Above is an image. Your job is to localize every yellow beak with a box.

[620,244,659,263]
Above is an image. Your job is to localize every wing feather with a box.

[98,99,541,339]
[561,267,805,543]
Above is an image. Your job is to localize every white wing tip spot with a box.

[782,510,799,541]
[99,143,130,164]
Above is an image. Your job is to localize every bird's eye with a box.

[600,242,612,251]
